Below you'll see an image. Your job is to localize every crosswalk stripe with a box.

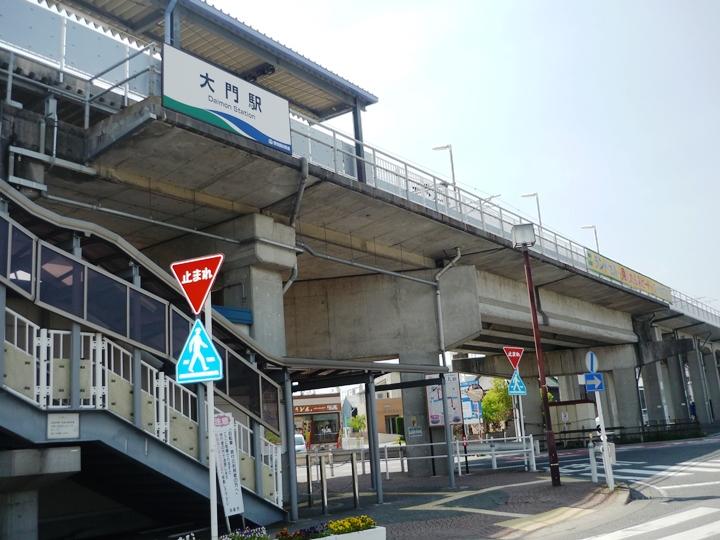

[646,464,720,473]
[579,507,720,539]
[578,472,661,481]
[614,468,691,477]
[656,518,720,540]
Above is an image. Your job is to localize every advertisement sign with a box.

[293,403,341,414]
[162,45,291,154]
[425,373,462,426]
[214,412,245,517]
[460,379,482,423]
[586,250,672,302]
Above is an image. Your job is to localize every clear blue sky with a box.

[215,0,720,306]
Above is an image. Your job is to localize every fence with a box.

[2,307,282,506]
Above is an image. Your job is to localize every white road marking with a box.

[579,507,720,540]
[613,468,691,477]
[646,464,720,473]
[656,519,720,539]
[663,480,720,490]
[579,473,667,481]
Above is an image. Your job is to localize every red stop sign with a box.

[503,346,524,370]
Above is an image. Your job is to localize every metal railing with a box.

[288,113,720,327]
[1,1,718,330]
[1,307,283,507]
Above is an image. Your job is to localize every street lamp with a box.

[481,194,501,206]
[511,223,561,487]
[433,144,460,208]
[581,225,600,252]
[521,193,543,230]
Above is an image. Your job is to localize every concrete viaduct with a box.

[1,0,720,535]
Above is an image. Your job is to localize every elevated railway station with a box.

[2,1,720,538]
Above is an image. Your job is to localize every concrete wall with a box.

[476,271,637,344]
[285,265,481,360]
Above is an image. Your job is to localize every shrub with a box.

[224,527,271,540]
[326,515,376,535]
[275,523,329,539]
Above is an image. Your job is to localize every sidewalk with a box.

[273,469,620,539]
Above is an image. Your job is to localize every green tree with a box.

[349,414,367,433]
[481,378,513,431]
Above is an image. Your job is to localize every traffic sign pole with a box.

[205,297,219,540]
[595,389,614,491]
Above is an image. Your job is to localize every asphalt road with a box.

[482,434,720,539]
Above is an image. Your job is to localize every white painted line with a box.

[578,473,657,482]
[656,519,720,540]
[646,464,720,473]
[614,468,691,477]
[579,507,720,539]
[663,480,720,490]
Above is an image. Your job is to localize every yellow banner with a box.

[586,251,672,303]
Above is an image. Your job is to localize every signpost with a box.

[504,347,527,445]
[171,253,226,540]
[583,350,614,490]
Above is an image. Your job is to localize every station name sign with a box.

[162,45,292,154]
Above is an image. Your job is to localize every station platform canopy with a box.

[47,0,378,121]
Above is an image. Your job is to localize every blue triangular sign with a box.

[176,319,224,384]
[508,370,527,396]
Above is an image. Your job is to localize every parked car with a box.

[294,433,307,454]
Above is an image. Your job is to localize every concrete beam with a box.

[296,222,435,269]
[454,344,639,378]
[0,447,81,493]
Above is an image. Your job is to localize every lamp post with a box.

[511,223,561,487]
[433,144,459,208]
[521,193,543,230]
[581,225,600,252]
[481,194,501,206]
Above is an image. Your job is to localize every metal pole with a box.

[519,396,527,470]
[440,374,456,489]
[366,377,383,503]
[306,453,313,507]
[351,452,360,509]
[320,455,328,515]
[522,249,561,486]
[529,434,537,472]
[595,391,614,490]
[535,195,543,231]
[283,369,299,521]
[384,446,390,480]
[205,299,219,540]
[593,227,600,253]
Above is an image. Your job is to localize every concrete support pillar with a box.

[687,344,712,424]
[703,352,720,423]
[0,491,38,540]
[599,371,620,427]
[641,363,667,424]
[610,367,642,428]
[522,375,543,436]
[666,355,690,422]
[558,375,581,401]
[225,266,287,357]
[365,376,382,504]
[399,353,434,477]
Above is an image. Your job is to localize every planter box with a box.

[325,526,386,540]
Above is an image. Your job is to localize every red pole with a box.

[522,249,561,486]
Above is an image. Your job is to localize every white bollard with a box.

[589,441,598,483]
[529,434,537,472]
[456,439,462,477]
[384,445,390,480]
[491,444,497,469]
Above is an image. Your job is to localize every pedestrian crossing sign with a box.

[508,370,527,396]
[176,319,224,384]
